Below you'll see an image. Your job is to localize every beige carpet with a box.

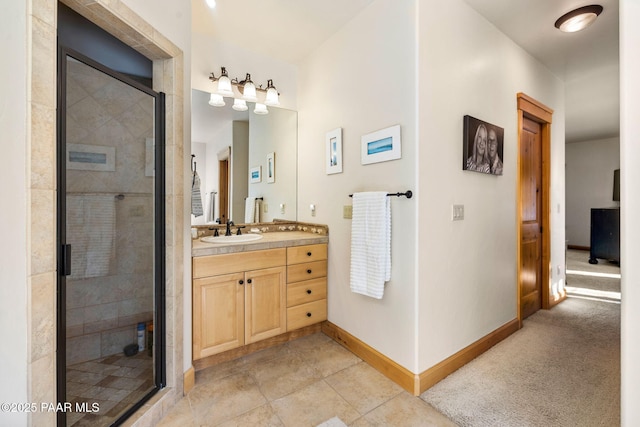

[420,250,620,427]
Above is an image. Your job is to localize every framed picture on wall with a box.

[361,124,401,165]
[326,128,343,174]
[463,115,504,175]
[266,152,275,183]
[250,166,261,183]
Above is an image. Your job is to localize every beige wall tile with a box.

[30,189,55,275]
[30,16,56,108]
[30,272,55,362]
[30,103,56,190]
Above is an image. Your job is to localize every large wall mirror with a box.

[191,88,297,225]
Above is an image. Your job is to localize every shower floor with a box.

[66,351,154,426]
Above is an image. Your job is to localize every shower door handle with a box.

[61,244,72,276]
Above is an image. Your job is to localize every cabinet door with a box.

[193,272,245,359]
[245,266,286,344]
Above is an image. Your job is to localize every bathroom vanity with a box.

[191,226,328,362]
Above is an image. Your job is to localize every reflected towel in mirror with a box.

[191,171,203,217]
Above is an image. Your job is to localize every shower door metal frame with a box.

[55,46,166,426]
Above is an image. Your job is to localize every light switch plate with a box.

[343,205,353,219]
[263,203,268,213]
[452,204,464,221]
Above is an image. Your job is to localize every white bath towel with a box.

[191,171,203,217]
[245,197,256,223]
[349,192,391,299]
[206,191,216,223]
[67,194,116,279]
[253,198,262,223]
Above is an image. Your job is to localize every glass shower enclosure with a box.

[57,48,165,426]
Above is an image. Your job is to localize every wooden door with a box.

[218,158,229,224]
[519,117,542,319]
[193,272,244,359]
[245,266,286,344]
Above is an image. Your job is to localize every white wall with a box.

[417,0,565,371]
[620,0,640,423]
[249,108,298,222]
[0,1,28,425]
[298,0,418,371]
[566,137,620,247]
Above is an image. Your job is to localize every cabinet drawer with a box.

[287,299,327,331]
[287,278,327,307]
[193,248,286,278]
[287,244,327,265]
[287,260,327,283]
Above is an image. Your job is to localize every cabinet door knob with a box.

[307,252,312,256]
[306,289,312,294]
[239,280,244,285]
[307,269,312,274]
[306,312,312,317]
[247,278,252,284]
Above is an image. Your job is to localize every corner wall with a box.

[0,1,28,425]
[620,0,640,423]
[566,137,620,247]
[297,0,418,371]
[417,0,565,371]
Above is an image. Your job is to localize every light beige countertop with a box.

[191,231,329,257]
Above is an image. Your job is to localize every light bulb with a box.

[242,74,257,102]
[254,103,268,115]
[208,93,225,107]
[232,99,248,111]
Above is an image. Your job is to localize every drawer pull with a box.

[307,269,312,274]
[306,312,312,317]
[306,289,312,294]
[239,280,244,285]
[247,278,252,284]
[307,252,312,256]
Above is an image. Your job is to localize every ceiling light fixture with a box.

[205,0,216,9]
[209,67,281,114]
[554,5,603,33]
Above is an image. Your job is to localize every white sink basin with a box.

[200,234,263,244]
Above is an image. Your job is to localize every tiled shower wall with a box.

[65,59,154,365]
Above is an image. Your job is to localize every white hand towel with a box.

[350,192,391,299]
[245,197,256,223]
[191,171,203,217]
[254,198,262,223]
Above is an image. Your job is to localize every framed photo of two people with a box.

[463,115,504,176]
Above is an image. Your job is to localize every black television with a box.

[613,169,620,202]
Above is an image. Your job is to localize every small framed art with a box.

[266,152,275,183]
[326,128,342,174]
[250,166,261,183]
[361,124,401,165]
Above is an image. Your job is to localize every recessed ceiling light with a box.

[554,5,603,33]
[205,0,216,9]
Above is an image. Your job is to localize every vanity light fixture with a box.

[209,67,281,114]
[554,5,603,33]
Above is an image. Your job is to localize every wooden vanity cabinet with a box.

[192,249,286,360]
[286,244,328,331]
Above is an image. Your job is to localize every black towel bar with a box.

[349,190,412,199]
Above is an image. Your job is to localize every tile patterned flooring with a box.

[66,352,155,426]
[158,333,456,426]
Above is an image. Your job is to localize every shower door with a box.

[56,48,165,426]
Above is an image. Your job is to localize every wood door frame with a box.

[516,93,553,326]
